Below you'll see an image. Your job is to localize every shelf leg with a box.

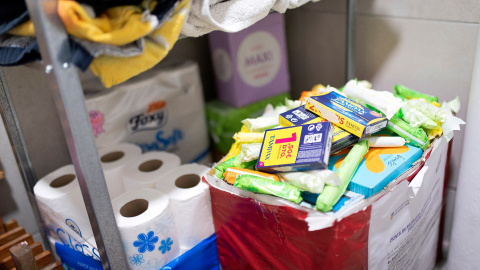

[346,0,357,81]
[23,0,129,269]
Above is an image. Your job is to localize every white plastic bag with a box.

[85,62,211,164]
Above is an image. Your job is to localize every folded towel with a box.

[182,0,318,37]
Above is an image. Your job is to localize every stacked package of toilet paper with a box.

[85,61,211,165]
[34,144,219,270]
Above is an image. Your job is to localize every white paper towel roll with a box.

[34,165,93,239]
[155,164,214,251]
[112,189,179,270]
[99,143,142,199]
[122,151,181,190]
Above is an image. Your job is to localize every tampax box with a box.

[305,91,388,138]
[279,105,359,153]
[256,122,334,173]
[328,143,423,198]
[208,13,289,107]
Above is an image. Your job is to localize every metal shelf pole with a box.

[346,0,357,81]
[23,0,129,269]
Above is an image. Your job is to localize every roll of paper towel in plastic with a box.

[85,62,211,165]
[34,165,93,239]
[122,151,181,190]
[99,143,142,199]
[112,189,179,269]
[156,164,214,251]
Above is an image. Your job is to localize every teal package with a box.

[328,144,423,198]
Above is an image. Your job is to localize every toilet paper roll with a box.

[99,143,142,199]
[112,189,179,269]
[155,164,214,251]
[122,151,181,190]
[34,165,93,240]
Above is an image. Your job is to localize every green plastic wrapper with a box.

[364,104,429,151]
[215,155,257,179]
[234,175,302,204]
[408,99,446,123]
[393,93,406,101]
[394,84,439,103]
[387,115,430,151]
[206,94,288,153]
[399,103,439,129]
[316,140,369,212]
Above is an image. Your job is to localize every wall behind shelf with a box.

[285,0,479,268]
[286,0,479,189]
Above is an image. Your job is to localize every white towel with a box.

[182,0,319,37]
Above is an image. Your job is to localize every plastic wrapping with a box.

[241,116,279,132]
[316,140,369,212]
[240,143,261,162]
[447,96,461,113]
[234,175,302,204]
[440,102,465,142]
[399,103,439,129]
[394,84,439,103]
[214,155,256,179]
[407,99,446,123]
[363,136,406,147]
[224,167,279,184]
[387,115,430,150]
[233,132,264,143]
[343,80,404,119]
[279,170,341,193]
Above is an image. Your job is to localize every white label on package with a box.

[368,138,448,270]
[85,62,210,164]
[237,31,282,87]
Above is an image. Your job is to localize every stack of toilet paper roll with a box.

[34,143,215,269]
[34,164,94,240]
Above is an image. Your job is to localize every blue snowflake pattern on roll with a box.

[154,212,175,237]
[133,231,159,253]
[129,254,145,266]
[158,237,173,254]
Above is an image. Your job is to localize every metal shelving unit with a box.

[0,0,357,269]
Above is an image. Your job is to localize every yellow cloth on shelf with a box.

[57,0,158,46]
[89,0,190,87]
[8,21,35,36]
[9,0,158,46]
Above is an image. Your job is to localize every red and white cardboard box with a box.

[204,137,448,269]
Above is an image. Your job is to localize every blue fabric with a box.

[0,37,93,71]
[151,0,180,23]
[0,39,40,66]
[0,3,29,35]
